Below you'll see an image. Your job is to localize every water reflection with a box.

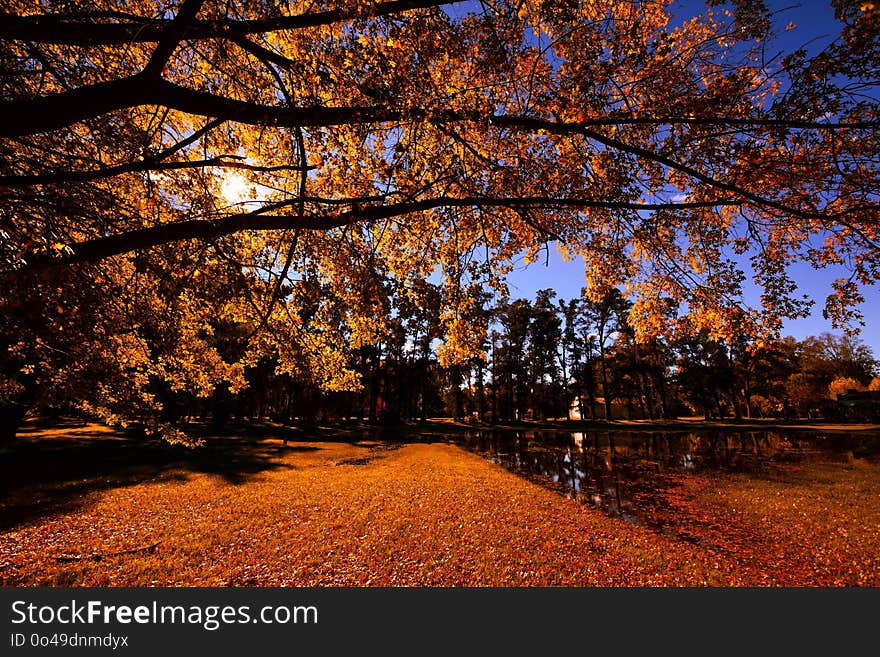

[459,430,880,529]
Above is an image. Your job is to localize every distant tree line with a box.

[108,285,880,431]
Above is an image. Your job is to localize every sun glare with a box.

[219,171,256,205]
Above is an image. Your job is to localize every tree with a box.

[726,335,795,418]
[491,297,532,421]
[527,289,563,419]
[571,333,600,421]
[396,278,443,421]
[828,377,865,399]
[581,287,630,419]
[673,334,736,419]
[557,297,580,393]
[800,333,878,385]
[1,0,878,438]
[780,333,877,416]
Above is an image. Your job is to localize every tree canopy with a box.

[1,0,878,439]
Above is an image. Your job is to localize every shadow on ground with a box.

[0,418,360,532]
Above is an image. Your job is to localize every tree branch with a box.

[0,76,397,137]
[141,0,206,78]
[0,1,461,45]
[5,78,875,139]
[488,116,828,220]
[3,74,872,224]
[0,157,314,187]
[22,196,741,269]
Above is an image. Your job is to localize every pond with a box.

[458,429,880,535]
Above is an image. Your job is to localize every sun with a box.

[219,171,256,205]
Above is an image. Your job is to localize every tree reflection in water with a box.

[459,430,880,530]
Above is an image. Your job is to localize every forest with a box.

[126,285,879,429]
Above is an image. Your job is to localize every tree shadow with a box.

[0,420,331,532]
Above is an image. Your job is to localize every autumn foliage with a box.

[1,1,878,438]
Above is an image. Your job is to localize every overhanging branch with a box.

[0,76,398,138]
[5,78,877,139]
[21,196,741,269]
[0,0,461,45]
[0,157,315,187]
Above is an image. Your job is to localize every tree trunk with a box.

[743,374,753,419]
[454,370,463,420]
[560,343,568,396]
[655,368,671,419]
[0,403,27,442]
[585,363,597,420]
[731,394,743,420]
[599,345,611,420]
[368,347,381,423]
[640,372,655,419]
[476,361,485,421]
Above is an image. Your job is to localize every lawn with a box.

[1,421,878,586]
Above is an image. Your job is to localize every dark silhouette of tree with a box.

[528,289,563,420]
[581,288,631,419]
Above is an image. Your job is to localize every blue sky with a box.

[505,244,880,354]
[501,1,879,354]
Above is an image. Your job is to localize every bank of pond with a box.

[457,428,880,536]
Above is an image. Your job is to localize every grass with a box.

[1,420,878,586]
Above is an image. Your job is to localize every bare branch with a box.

[4,77,875,140]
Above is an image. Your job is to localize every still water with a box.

[459,430,880,531]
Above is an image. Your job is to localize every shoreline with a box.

[8,416,879,452]
[368,416,880,439]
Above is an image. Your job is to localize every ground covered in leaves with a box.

[1,422,878,586]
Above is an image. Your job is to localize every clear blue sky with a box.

[501,1,879,355]
[505,245,880,354]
